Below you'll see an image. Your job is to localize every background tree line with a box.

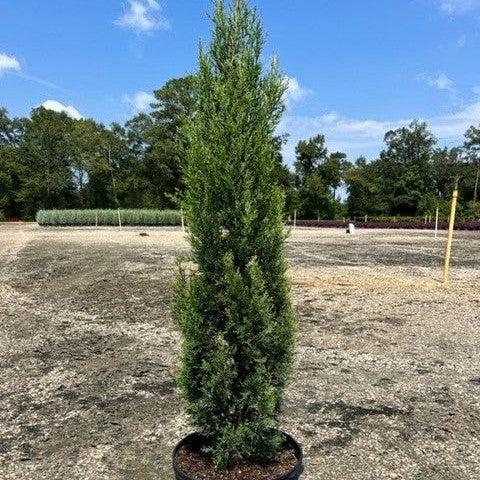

[288,121,480,221]
[0,76,196,220]
[1,75,479,221]
[345,121,480,221]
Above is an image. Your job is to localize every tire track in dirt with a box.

[0,223,38,278]
[1,224,39,331]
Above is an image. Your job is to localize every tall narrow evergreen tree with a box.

[173,0,296,470]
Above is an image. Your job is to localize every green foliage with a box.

[294,134,328,184]
[418,192,440,216]
[0,75,200,220]
[298,174,332,219]
[16,108,76,218]
[1,63,479,223]
[126,75,197,208]
[417,193,454,219]
[273,135,297,215]
[378,121,436,215]
[464,200,480,220]
[36,209,181,226]
[431,147,463,198]
[345,122,475,218]
[346,157,388,217]
[323,151,349,197]
[173,0,296,469]
[0,148,21,219]
[293,134,350,219]
[464,124,480,203]
[0,108,26,219]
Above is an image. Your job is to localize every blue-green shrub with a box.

[36,209,182,226]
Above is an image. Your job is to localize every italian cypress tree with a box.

[173,0,296,470]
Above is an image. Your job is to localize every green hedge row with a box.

[36,209,182,227]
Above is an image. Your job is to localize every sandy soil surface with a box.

[0,223,479,480]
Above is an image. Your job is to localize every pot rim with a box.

[172,431,303,480]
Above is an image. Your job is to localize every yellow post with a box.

[443,181,459,284]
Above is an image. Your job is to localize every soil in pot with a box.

[175,442,298,480]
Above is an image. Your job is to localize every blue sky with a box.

[1,0,480,164]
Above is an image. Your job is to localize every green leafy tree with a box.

[464,125,480,203]
[0,109,25,218]
[418,192,440,217]
[299,173,333,219]
[17,108,76,218]
[0,149,21,218]
[173,0,296,469]
[345,157,389,217]
[294,134,327,185]
[379,120,436,215]
[106,121,152,208]
[431,147,464,198]
[293,134,348,218]
[66,119,107,208]
[0,107,26,147]
[322,151,349,197]
[83,155,114,208]
[272,134,297,214]
[100,77,196,210]
[147,76,196,207]
[464,200,480,220]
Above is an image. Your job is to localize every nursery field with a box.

[1,223,479,480]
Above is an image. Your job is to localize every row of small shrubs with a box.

[36,209,182,227]
[289,219,480,230]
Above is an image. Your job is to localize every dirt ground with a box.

[0,223,479,480]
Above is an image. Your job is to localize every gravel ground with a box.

[0,223,479,480]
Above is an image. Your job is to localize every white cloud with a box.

[429,102,480,138]
[278,101,480,163]
[437,0,480,15]
[284,77,312,104]
[0,53,21,74]
[472,86,480,96]
[115,0,170,32]
[321,112,340,124]
[18,73,61,90]
[40,100,83,120]
[422,73,455,91]
[0,52,61,89]
[122,91,155,112]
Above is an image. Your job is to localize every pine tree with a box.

[173,0,296,470]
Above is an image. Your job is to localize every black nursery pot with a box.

[173,432,304,480]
